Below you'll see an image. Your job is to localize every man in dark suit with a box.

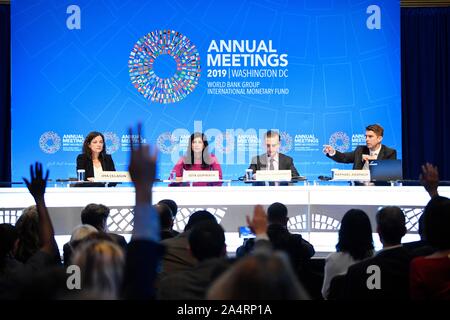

[157,221,230,300]
[248,130,300,178]
[323,124,397,170]
[236,202,315,272]
[343,206,412,300]
[62,203,127,266]
[158,210,217,280]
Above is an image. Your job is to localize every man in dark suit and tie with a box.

[323,124,397,170]
[248,130,300,179]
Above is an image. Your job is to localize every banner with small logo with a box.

[11,0,401,181]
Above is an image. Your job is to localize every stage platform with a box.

[1,185,449,254]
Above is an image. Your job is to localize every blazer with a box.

[157,257,230,300]
[343,246,412,300]
[159,231,198,280]
[248,153,300,177]
[76,153,116,180]
[327,144,397,170]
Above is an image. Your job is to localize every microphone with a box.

[318,175,332,181]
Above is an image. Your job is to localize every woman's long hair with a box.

[15,206,40,263]
[336,209,374,260]
[82,131,107,160]
[183,132,212,169]
[71,239,125,299]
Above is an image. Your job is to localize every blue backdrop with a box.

[11,0,401,181]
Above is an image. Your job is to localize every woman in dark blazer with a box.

[76,131,116,181]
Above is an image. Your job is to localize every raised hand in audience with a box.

[246,204,268,237]
[23,162,49,201]
[122,124,162,300]
[419,163,439,198]
[128,123,158,205]
[22,162,56,256]
[127,123,160,242]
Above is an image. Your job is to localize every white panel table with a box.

[1,185,448,253]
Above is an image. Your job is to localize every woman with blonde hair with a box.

[71,239,125,299]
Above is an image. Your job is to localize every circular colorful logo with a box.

[103,132,120,154]
[279,131,293,154]
[128,30,201,104]
[215,132,235,154]
[39,131,61,154]
[157,132,178,154]
[329,131,350,152]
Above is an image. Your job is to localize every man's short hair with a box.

[81,203,110,231]
[267,202,288,224]
[376,206,406,244]
[365,124,384,137]
[185,210,217,231]
[158,199,178,218]
[188,221,225,261]
[155,203,173,230]
[423,196,450,250]
[264,130,280,141]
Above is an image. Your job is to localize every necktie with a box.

[269,158,274,170]
[363,152,378,170]
[363,160,370,170]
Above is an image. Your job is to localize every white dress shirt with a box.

[93,165,103,178]
[370,145,382,158]
[363,145,382,170]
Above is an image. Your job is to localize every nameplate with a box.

[255,170,292,181]
[331,170,371,181]
[182,170,219,182]
[94,171,131,182]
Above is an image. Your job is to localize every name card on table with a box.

[255,170,292,181]
[182,170,219,182]
[331,170,371,181]
[94,171,131,182]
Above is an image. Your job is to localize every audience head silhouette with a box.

[207,252,310,300]
[81,203,110,232]
[267,202,289,225]
[155,203,174,231]
[184,210,216,231]
[188,221,226,261]
[71,239,124,299]
[336,209,374,260]
[70,224,98,246]
[423,196,450,250]
[15,205,40,263]
[158,199,178,218]
[376,206,406,246]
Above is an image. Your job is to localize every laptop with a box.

[369,160,403,181]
